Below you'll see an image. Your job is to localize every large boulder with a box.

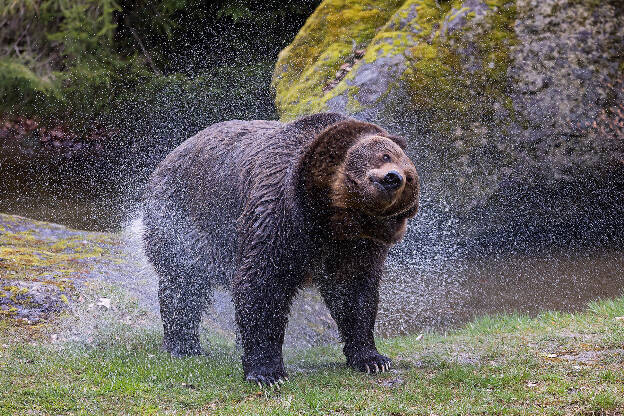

[273,0,624,249]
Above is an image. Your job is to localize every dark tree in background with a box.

[114,0,321,72]
[0,0,321,133]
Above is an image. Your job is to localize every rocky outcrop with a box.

[0,213,119,323]
[273,0,624,248]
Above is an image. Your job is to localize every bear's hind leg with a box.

[157,262,211,357]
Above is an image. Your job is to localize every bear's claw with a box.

[246,372,288,388]
[350,352,392,374]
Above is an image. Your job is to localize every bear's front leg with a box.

[232,267,297,386]
[319,240,391,374]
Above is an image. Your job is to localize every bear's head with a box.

[298,119,419,244]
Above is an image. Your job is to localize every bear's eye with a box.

[382,154,391,162]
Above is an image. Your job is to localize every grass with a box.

[1,295,623,415]
[1,213,623,414]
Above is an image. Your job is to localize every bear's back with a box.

[143,113,348,286]
[143,119,284,285]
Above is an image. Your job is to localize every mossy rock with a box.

[273,0,624,232]
[273,0,407,119]
[273,0,513,122]
[0,213,119,324]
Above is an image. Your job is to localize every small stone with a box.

[96,298,111,309]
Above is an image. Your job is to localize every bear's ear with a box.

[383,133,407,150]
[296,119,384,198]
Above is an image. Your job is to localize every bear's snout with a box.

[379,170,403,191]
[369,168,405,195]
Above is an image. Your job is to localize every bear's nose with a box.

[380,170,403,191]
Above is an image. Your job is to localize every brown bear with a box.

[143,112,419,385]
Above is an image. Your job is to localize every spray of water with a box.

[1,2,622,371]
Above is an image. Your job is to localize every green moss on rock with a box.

[404,0,517,127]
[0,213,119,326]
[272,0,406,119]
[272,0,517,124]
[0,216,114,282]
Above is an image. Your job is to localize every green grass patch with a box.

[2,295,624,414]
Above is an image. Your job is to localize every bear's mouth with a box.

[371,180,389,193]
[378,199,417,219]
[340,172,417,219]
[371,183,418,219]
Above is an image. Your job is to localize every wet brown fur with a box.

[143,113,419,384]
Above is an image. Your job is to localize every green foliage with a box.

[0,55,154,128]
[0,0,132,124]
[0,0,120,69]
[52,57,150,125]
[42,0,120,62]
[0,59,61,116]
[0,0,319,133]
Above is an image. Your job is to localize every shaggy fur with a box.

[143,113,419,384]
